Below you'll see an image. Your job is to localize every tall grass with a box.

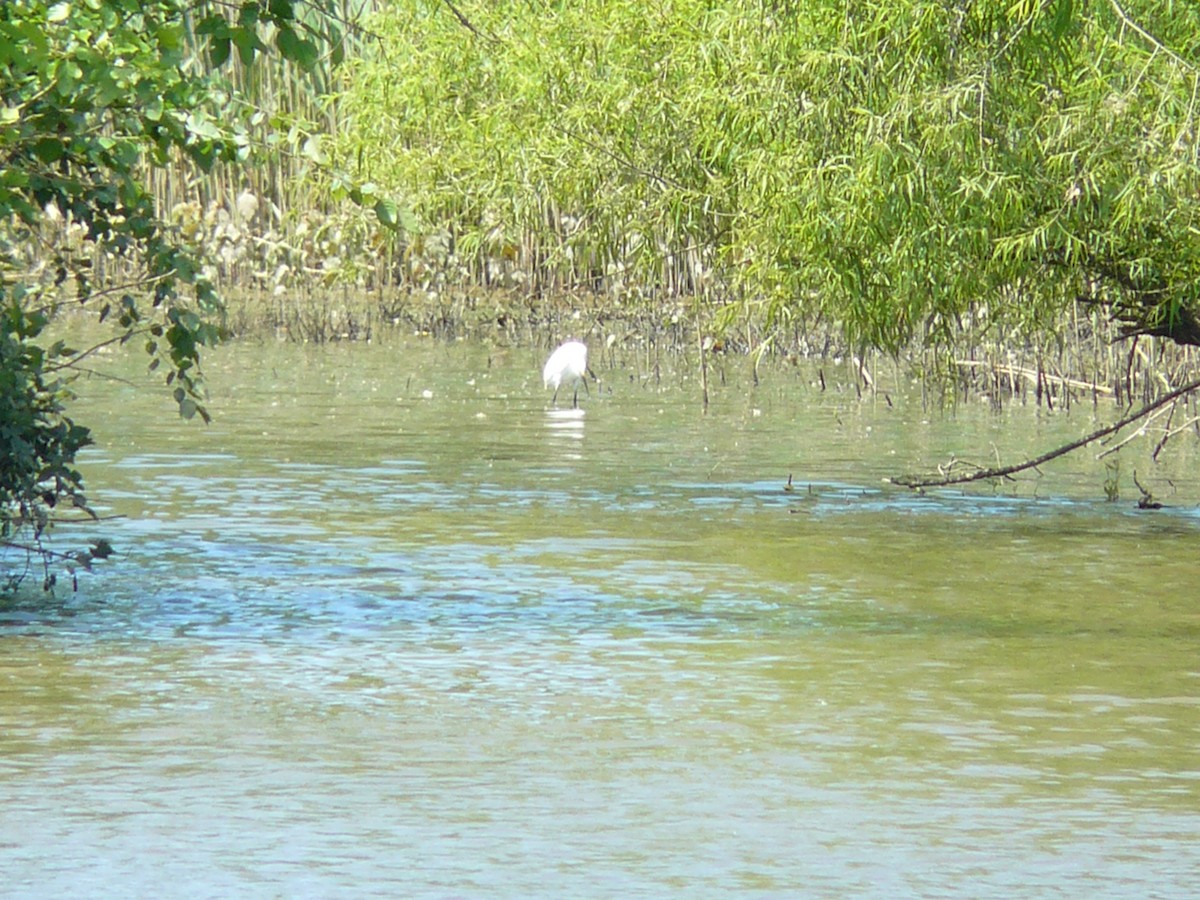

[134,0,387,301]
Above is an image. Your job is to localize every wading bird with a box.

[543,340,591,408]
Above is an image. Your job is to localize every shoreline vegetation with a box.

[218,280,1200,416]
[20,0,1200,414]
[151,0,1200,413]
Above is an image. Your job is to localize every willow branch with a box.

[546,122,692,193]
[1109,0,1197,74]
[889,375,1200,489]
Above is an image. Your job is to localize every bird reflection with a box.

[544,407,585,458]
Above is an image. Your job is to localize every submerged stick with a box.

[953,359,1113,395]
[889,375,1200,489]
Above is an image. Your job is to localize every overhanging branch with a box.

[889,375,1200,489]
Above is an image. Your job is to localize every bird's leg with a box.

[551,386,560,406]
[571,385,579,408]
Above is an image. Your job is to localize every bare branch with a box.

[889,375,1200,489]
[441,0,496,42]
[44,326,153,374]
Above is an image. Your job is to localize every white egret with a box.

[543,340,591,407]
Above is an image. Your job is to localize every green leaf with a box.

[276,25,319,70]
[238,1,260,29]
[195,15,227,37]
[31,138,64,163]
[1050,0,1074,39]
[268,0,295,22]
[232,27,261,67]
[374,197,399,229]
[209,35,231,68]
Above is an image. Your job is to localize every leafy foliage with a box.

[336,0,1200,351]
[0,0,353,590]
[0,298,90,532]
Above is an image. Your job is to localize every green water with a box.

[2,335,1199,897]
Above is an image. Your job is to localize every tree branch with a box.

[889,375,1200,489]
[44,326,153,374]
[440,0,496,42]
[1109,0,1197,74]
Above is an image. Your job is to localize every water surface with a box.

[2,336,1199,897]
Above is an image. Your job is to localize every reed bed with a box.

[219,281,1199,416]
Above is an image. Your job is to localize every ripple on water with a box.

[5,340,1200,896]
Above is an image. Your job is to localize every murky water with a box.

[3,334,1200,897]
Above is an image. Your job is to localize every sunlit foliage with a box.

[337,0,1200,350]
[0,0,347,588]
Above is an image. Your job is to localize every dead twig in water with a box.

[889,375,1200,490]
[1153,414,1200,461]
[1095,403,1175,460]
[1132,469,1164,509]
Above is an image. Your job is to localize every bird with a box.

[543,340,591,407]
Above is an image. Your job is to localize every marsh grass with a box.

[220,282,1199,422]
